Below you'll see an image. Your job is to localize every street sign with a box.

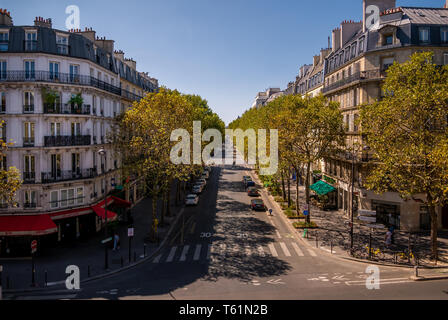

[31,240,37,254]
[101,237,113,244]
[359,210,377,217]
[358,216,377,223]
[128,228,134,237]
[366,224,385,229]
[303,204,309,211]
[303,210,309,216]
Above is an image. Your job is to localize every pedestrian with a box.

[269,208,273,216]
[113,233,120,251]
[389,226,395,245]
[385,229,393,249]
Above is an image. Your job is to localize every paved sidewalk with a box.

[0,188,184,292]
[261,175,448,268]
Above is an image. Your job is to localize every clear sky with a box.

[1,0,445,124]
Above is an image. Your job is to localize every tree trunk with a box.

[296,171,300,216]
[428,200,439,262]
[287,169,291,207]
[281,169,286,201]
[151,196,157,242]
[305,161,311,224]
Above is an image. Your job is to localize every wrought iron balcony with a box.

[322,69,386,94]
[43,103,91,115]
[122,89,142,101]
[44,135,91,147]
[23,104,34,114]
[23,137,35,147]
[41,168,97,184]
[0,71,122,96]
[23,172,36,184]
[24,202,37,209]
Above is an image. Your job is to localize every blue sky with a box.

[2,0,445,124]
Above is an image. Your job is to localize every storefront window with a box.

[372,201,400,229]
[420,206,431,230]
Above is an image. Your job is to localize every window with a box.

[50,191,59,209]
[24,60,35,79]
[49,62,60,80]
[0,122,5,142]
[0,61,6,79]
[61,189,68,207]
[0,92,5,113]
[24,155,35,182]
[56,35,68,55]
[442,28,448,43]
[69,64,79,82]
[76,187,84,204]
[444,53,448,65]
[0,31,8,51]
[68,189,75,206]
[385,35,393,45]
[24,190,37,208]
[23,91,34,113]
[382,57,394,71]
[50,154,61,180]
[50,122,61,136]
[25,31,37,51]
[23,122,35,145]
[72,153,80,174]
[71,122,81,136]
[419,27,429,42]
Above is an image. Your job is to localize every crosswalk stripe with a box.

[307,249,317,257]
[268,243,278,257]
[291,242,304,257]
[276,230,282,239]
[193,244,202,261]
[279,242,291,257]
[166,247,177,263]
[180,245,190,262]
[206,244,212,260]
[258,246,265,257]
[153,254,162,263]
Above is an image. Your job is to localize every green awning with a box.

[310,180,336,196]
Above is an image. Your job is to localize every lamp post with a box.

[98,148,108,270]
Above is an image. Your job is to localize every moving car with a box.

[192,184,203,194]
[185,194,199,206]
[243,176,251,183]
[247,187,260,197]
[250,199,266,211]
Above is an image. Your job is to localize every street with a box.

[7,162,448,300]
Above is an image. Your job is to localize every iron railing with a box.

[43,103,91,115]
[322,69,386,94]
[23,104,34,113]
[23,137,35,147]
[23,172,36,184]
[41,168,97,184]
[44,135,91,147]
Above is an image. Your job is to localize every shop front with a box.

[372,200,401,229]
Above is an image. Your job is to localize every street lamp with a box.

[98,148,108,269]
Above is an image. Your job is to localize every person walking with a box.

[389,226,395,245]
[269,208,273,216]
[113,233,120,251]
[385,229,393,249]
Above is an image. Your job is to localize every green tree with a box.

[360,52,448,261]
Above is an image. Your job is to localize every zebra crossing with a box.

[152,241,317,264]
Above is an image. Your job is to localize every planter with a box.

[293,221,319,229]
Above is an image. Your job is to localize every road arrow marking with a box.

[267,279,285,285]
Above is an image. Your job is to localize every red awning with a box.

[49,207,93,221]
[110,196,132,208]
[0,214,58,236]
[91,205,117,221]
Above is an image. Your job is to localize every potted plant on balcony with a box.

[68,93,84,114]
[41,88,59,113]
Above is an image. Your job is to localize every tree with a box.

[360,52,448,261]
[0,120,22,206]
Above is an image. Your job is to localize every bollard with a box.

[315,233,319,248]
[87,265,91,278]
[414,266,419,278]
[44,270,48,287]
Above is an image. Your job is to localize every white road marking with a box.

[193,244,202,261]
[180,245,190,262]
[258,245,265,257]
[268,243,278,257]
[307,249,317,257]
[153,254,162,263]
[345,278,411,286]
[291,242,304,257]
[166,247,177,263]
[276,230,282,239]
[279,242,291,257]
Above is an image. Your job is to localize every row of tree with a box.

[113,88,225,241]
[229,52,448,261]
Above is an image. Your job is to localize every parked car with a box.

[197,178,207,187]
[185,194,199,206]
[205,166,212,173]
[250,199,266,211]
[247,187,260,197]
[192,184,203,194]
[202,170,209,179]
[246,180,256,188]
[243,176,251,183]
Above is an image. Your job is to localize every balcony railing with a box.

[0,71,122,96]
[44,135,91,147]
[322,69,386,94]
[23,104,34,114]
[23,172,36,184]
[41,168,97,184]
[122,89,142,101]
[24,202,37,209]
[23,137,35,147]
[24,40,38,51]
[43,103,91,115]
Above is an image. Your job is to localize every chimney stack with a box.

[0,9,13,26]
[34,16,52,28]
[332,27,341,52]
[340,20,362,47]
[445,0,448,8]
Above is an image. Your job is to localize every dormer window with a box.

[441,28,448,43]
[25,31,37,51]
[385,35,393,45]
[56,34,69,55]
[0,31,9,52]
[419,27,430,43]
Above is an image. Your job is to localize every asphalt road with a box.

[7,156,448,300]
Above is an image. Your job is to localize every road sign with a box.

[303,210,309,216]
[101,237,113,244]
[128,228,134,237]
[303,204,309,211]
[359,210,377,217]
[358,216,377,223]
[31,240,37,254]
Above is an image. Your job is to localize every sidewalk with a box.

[259,174,448,269]
[0,186,184,292]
